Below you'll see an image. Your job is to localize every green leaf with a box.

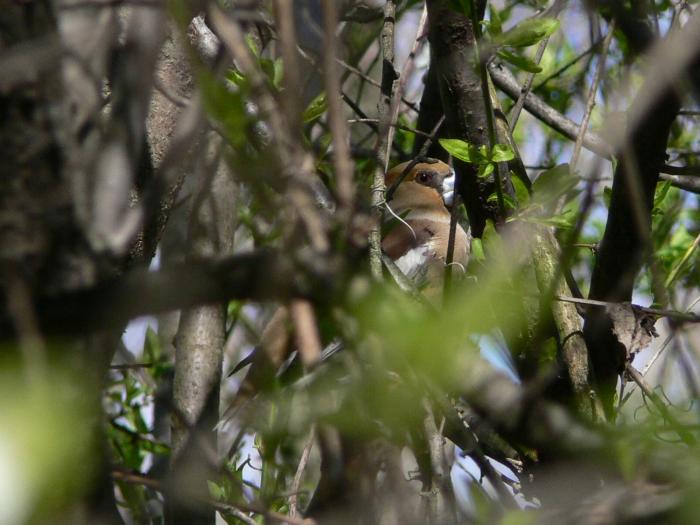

[512,174,530,205]
[471,238,485,262]
[491,144,515,162]
[439,138,475,162]
[273,58,284,89]
[245,33,260,56]
[497,49,543,73]
[488,6,503,35]
[207,480,225,501]
[226,68,247,88]
[302,92,327,123]
[478,162,495,178]
[532,163,573,197]
[654,180,672,209]
[497,17,560,48]
[503,193,517,210]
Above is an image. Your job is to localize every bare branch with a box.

[368,0,398,280]
[571,21,615,169]
[322,0,355,216]
[488,61,612,158]
[289,428,315,518]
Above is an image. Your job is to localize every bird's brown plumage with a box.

[226,159,470,415]
[383,159,470,300]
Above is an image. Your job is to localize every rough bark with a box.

[425,0,497,237]
[532,228,591,416]
[169,136,237,524]
[0,3,96,296]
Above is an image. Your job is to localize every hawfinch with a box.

[383,158,470,301]
[226,159,469,415]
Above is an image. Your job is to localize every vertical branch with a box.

[422,399,457,525]
[290,299,322,368]
[387,4,428,160]
[321,0,355,217]
[426,0,500,237]
[273,0,303,137]
[170,138,237,523]
[369,0,398,280]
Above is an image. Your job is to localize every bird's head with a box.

[384,158,456,217]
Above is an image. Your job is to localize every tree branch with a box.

[8,249,340,336]
[583,12,700,415]
[488,61,612,159]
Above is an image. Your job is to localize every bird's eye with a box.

[418,172,431,184]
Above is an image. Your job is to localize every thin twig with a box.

[348,118,433,138]
[290,299,322,368]
[625,364,697,445]
[488,61,612,158]
[369,0,398,280]
[619,331,674,408]
[554,295,700,323]
[289,427,315,518]
[533,38,603,91]
[334,57,419,112]
[508,35,550,132]
[385,4,428,161]
[664,231,700,288]
[110,362,154,370]
[571,20,615,169]
[322,0,355,216]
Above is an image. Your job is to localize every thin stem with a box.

[571,20,615,169]
[369,0,398,280]
[322,0,355,216]
[508,36,551,131]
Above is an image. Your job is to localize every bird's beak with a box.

[442,168,456,207]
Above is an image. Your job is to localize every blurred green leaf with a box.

[245,33,260,56]
[512,174,530,205]
[487,6,503,35]
[479,162,495,178]
[472,237,486,262]
[498,49,543,72]
[492,144,515,162]
[496,17,559,48]
[303,92,327,123]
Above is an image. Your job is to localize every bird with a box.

[382,158,470,302]
[224,158,470,417]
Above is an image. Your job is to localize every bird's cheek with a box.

[442,190,455,207]
[442,170,456,206]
